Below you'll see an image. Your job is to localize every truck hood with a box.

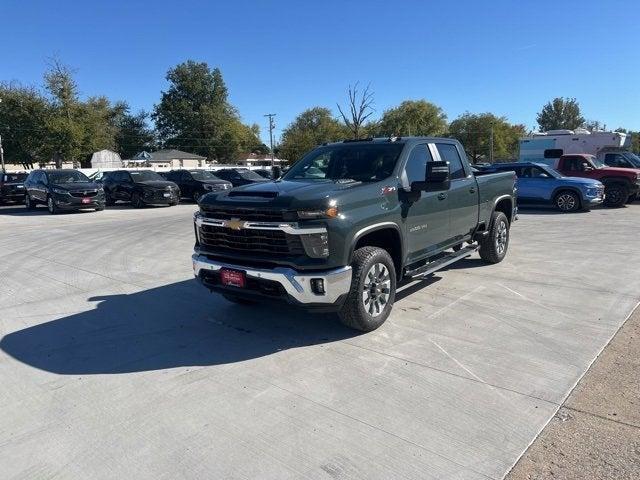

[200,179,372,210]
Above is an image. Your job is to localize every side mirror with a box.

[584,165,593,172]
[411,161,451,192]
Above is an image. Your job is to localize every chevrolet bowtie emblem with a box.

[224,218,246,231]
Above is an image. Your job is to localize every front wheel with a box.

[131,192,144,208]
[193,191,201,203]
[603,184,628,208]
[25,194,36,210]
[479,211,509,264]
[627,193,637,204]
[105,191,115,206]
[338,246,396,332]
[47,196,58,215]
[554,190,581,212]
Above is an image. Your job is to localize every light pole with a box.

[489,121,494,163]
[0,98,5,172]
[264,113,276,168]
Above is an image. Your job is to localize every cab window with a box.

[436,143,465,179]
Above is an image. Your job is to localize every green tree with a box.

[0,82,50,168]
[279,107,347,163]
[449,112,526,163]
[377,100,448,137]
[153,61,261,161]
[114,107,156,159]
[536,97,585,131]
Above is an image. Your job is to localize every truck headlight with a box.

[297,207,339,219]
[299,232,329,258]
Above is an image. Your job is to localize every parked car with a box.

[548,154,640,207]
[102,170,180,208]
[252,168,276,179]
[163,169,232,203]
[597,150,640,170]
[213,168,270,187]
[23,169,105,214]
[192,137,516,332]
[0,172,28,204]
[480,162,604,212]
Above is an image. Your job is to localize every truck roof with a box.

[322,136,460,146]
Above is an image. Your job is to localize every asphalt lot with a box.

[1,202,639,479]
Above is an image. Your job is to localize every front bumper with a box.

[192,254,352,306]
[142,189,180,204]
[53,193,106,209]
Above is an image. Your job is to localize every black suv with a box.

[213,168,270,187]
[102,170,180,208]
[164,169,232,203]
[24,169,105,214]
[0,172,28,204]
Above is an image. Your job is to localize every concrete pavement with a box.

[1,202,639,479]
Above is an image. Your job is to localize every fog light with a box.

[310,278,325,295]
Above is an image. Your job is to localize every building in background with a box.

[234,152,286,167]
[127,149,206,169]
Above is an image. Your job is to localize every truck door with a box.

[401,143,450,263]
[435,143,478,242]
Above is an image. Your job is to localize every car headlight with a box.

[52,188,68,195]
[297,207,339,219]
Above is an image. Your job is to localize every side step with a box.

[405,245,478,279]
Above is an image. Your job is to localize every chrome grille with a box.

[199,224,305,255]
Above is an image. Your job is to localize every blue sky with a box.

[2,0,639,143]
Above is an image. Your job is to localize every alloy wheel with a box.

[557,193,577,211]
[362,262,391,317]
[495,220,508,255]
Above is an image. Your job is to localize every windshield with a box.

[623,152,640,168]
[189,170,221,181]
[537,165,562,178]
[48,170,90,183]
[590,156,605,168]
[129,171,164,182]
[237,169,267,181]
[3,173,28,182]
[283,143,404,182]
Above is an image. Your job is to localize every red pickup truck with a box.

[553,154,640,207]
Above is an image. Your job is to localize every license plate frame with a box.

[220,269,246,288]
[163,192,171,198]
[81,197,91,204]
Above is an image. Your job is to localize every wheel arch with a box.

[493,195,514,225]
[350,223,404,280]
[551,186,584,206]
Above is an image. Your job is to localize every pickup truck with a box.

[192,137,517,331]
[480,162,604,212]
[550,154,640,207]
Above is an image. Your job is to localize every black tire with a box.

[338,246,396,332]
[95,206,104,211]
[554,190,581,213]
[46,195,58,215]
[169,200,179,206]
[105,191,115,206]
[479,211,510,264]
[626,193,637,204]
[132,192,144,208]
[193,191,201,203]
[222,293,257,305]
[25,194,37,210]
[603,184,628,208]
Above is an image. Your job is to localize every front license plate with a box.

[220,269,246,288]
[163,192,171,197]
[81,197,91,204]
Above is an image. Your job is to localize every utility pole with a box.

[264,113,276,169]
[0,98,4,172]
[489,122,494,163]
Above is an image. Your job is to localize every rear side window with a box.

[436,143,465,179]
[404,144,433,184]
[544,149,563,159]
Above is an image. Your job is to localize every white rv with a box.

[519,129,631,166]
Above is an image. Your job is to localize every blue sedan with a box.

[481,162,604,212]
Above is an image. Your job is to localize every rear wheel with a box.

[603,184,628,208]
[105,191,115,206]
[338,246,396,332]
[554,190,581,212]
[479,211,509,264]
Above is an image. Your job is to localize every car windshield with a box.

[236,169,267,180]
[189,170,221,181]
[48,171,90,183]
[129,171,164,181]
[623,152,640,168]
[283,143,404,182]
[590,156,605,168]
[3,173,28,182]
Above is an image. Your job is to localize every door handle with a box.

[437,192,447,200]
[469,187,476,194]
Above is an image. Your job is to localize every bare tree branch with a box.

[337,82,375,139]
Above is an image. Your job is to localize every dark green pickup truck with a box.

[193,137,516,331]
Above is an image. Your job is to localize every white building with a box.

[129,149,206,169]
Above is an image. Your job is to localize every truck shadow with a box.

[0,279,357,375]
